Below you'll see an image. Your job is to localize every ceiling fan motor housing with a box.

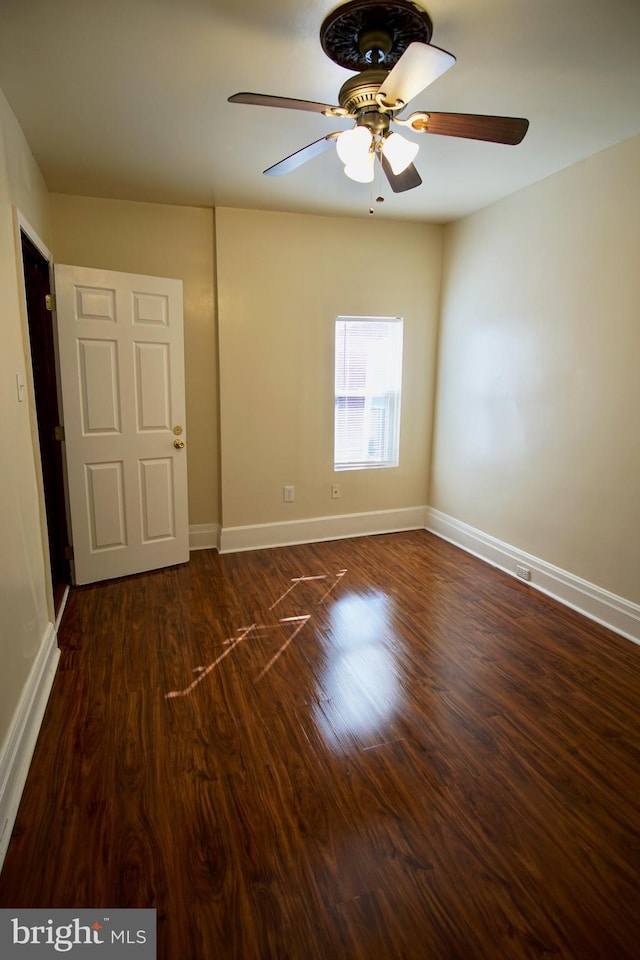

[338,69,389,115]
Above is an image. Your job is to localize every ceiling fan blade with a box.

[264,134,339,176]
[409,112,529,145]
[377,42,456,108]
[379,154,422,193]
[228,92,339,115]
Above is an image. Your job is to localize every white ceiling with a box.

[1,0,640,223]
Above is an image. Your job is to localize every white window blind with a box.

[334,317,403,471]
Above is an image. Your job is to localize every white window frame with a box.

[334,316,403,472]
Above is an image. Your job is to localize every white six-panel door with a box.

[54,265,189,585]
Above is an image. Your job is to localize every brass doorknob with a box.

[173,438,185,449]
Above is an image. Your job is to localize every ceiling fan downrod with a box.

[359,29,393,65]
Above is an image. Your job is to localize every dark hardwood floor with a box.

[1,531,640,959]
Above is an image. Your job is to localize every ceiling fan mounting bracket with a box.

[320,0,433,71]
[394,110,431,130]
[359,30,392,64]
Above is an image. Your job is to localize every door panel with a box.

[140,458,175,541]
[55,265,188,584]
[85,460,127,551]
[78,338,121,432]
[135,342,171,430]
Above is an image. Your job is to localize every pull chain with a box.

[369,156,385,215]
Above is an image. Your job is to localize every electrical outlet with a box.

[331,483,341,500]
[283,485,295,503]
[516,563,531,581]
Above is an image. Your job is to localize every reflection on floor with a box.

[166,569,347,697]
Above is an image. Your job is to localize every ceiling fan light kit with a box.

[336,125,373,165]
[338,127,375,182]
[382,131,419,175]
[345,154,376,183]
[228,0,529,197]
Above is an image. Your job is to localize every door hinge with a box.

[45,293,56,311]
[54,424,65,442]
[64,545,74,561]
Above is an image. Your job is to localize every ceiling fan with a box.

[228,0,529,194]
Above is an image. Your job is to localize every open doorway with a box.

[21,230,71,609]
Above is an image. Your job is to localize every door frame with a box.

[13,208,71,618]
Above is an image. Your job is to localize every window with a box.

[334,316,403,471]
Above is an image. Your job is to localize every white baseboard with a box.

[189,523,221,552]
[425,507,640,646]
[0,622,60,870]
[220,506,428,554]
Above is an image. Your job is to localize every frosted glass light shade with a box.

[381,132,419,174]
[336,126,373,165]
[344,151,375,183]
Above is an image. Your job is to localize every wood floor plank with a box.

[1,531,639,958]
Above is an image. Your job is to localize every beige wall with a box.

[432,133,640,604]
[49,194,219,525]
[0,88,53,749]
[215,207,443,528]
